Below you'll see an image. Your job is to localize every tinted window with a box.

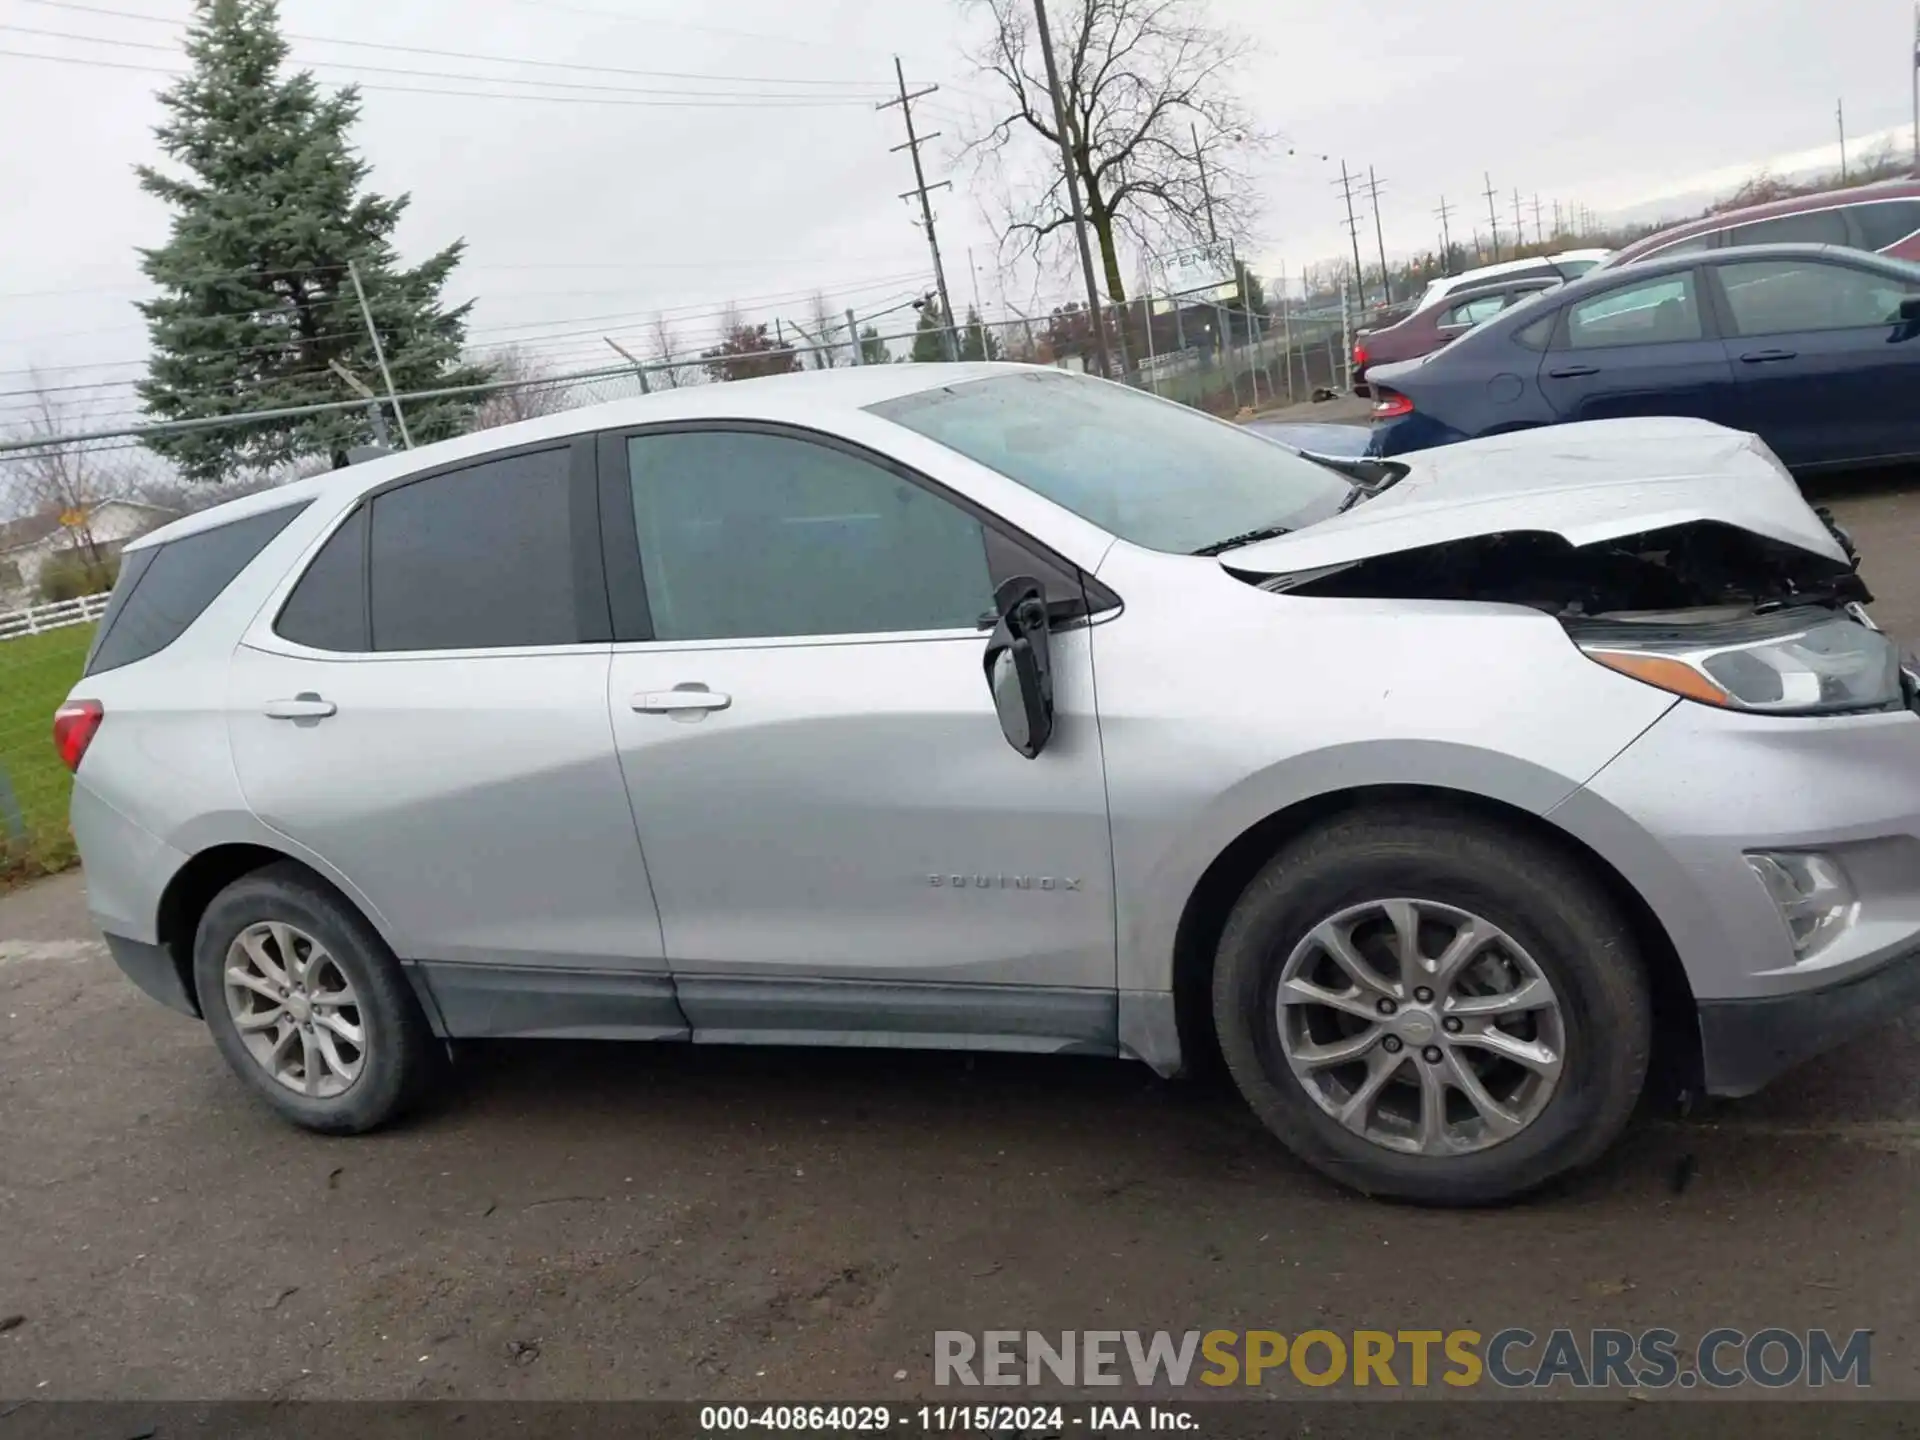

[1718,259,1909,336]
[1728,208,1850,247]
[1850,198,1920,251]
[86,503,306,676]
[369,447,577,652]
[627,431,994,641]
[1444,293,1512,327]
[276,505,368,651]
[1645,233,1716,260]
[871,370,1353,555]
[1514,311,1559,350]
[1563,273,1703,348]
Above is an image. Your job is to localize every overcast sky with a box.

[1,0,1915,427]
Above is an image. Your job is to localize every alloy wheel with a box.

[1276,898,1565,1156]
[223,921,366,1098]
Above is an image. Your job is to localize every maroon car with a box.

[1600,178,1920,270]
[1351,275,1562,396]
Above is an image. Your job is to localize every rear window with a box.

[1729,208,1849,248]
[85,502,308,676]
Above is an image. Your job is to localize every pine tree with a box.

[136,0,490,482]
[909,305,950,363]
[858,325,891,364]
[959,308,1002,362]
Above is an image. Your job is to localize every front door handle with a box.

[264,694,336,720]
[1740,348,1798,364]
[633,685,732,715]
[1547,363,1600,379]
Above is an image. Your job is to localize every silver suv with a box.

[59,366,1920,1204]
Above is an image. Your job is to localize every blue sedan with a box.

[1364,243,1920,472]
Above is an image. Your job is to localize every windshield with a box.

[867,371,1353,555]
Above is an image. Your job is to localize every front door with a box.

[1709,255,1920,468]
[1536,268,1743,430]
[228,442,680,1039]
[597,423,1117,1051]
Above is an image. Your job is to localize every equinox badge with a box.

[929,874,1083,891]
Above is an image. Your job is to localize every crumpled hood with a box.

[1222,417,1849,576]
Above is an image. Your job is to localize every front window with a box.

[868,371,1353,555]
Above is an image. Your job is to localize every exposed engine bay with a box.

[1255,511,1871,621]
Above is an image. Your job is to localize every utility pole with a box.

[1334,161,1367,308]
[1482,172,1502,262]
[1553,198,1563,238]
[1434,195,1456,274]
[1531,194,1545,248]
[1365,166,1392,305]
[1912,4,1918,172]
[1838,99,1848,182]
[347,259,411,449]
[1192,122,1219,243]
[879,56,958,363]
[1031,0,1112,378]
[1511,189,1526,250]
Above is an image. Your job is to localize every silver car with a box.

[57,365,1920,1204]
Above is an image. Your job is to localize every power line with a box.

[0,46,890,105]
[0,21,896,99]
[19,0,897,88]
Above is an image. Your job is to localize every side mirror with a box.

[1900,296,1920,322]
[982,577,1054,759]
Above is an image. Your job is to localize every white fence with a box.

[0,591,109,642]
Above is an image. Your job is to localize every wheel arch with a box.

[155,843,369,1015]
[1167,783,1699,1091]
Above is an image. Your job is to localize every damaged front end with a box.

[1246,512,1917,718]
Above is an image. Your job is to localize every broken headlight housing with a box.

[1571,609,1903,715]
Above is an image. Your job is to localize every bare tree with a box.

[648,315,693,389]
[965,0,1266,316]
[470,346,576,430]
[1,373,130,575]
[804,292,844,368]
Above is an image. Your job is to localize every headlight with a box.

[1571,610,1902,714]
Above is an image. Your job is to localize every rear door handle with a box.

[633,686,732,714]
[1546,364,1600,379]
[1740,348,1798,363]
[264,694,336,720]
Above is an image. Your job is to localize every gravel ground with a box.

[2,479,1918,1404]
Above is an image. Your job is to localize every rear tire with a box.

[194,863,440,1134]
[1212,806,1651,1205]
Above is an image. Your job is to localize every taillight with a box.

[53,700,103,773]
[1371,391,1414,419]
[1352,343,1370,368]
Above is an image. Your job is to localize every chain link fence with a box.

[0,299,1350,878]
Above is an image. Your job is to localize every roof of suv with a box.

[129,362,1019,551]
[1605,177,1920,266]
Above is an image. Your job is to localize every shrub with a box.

[37,549,120,603]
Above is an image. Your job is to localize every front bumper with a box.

[1698,937,1920,1096]
[1555,700,1920,1093]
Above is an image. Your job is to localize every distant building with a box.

[0,500,176,605]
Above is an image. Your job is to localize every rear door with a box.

[1535,268,1743,429]
[227,440,680,1037]
[1707,255,1920,468]
[597,422,1118,1049]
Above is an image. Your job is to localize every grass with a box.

[0,623,94,882]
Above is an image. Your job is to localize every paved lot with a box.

[3,479,1919,1403]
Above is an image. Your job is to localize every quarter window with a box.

[276,505,369,652]
[1562,274,1703,349]
[625,431,996,642]
[1849,198,1920,252]
[1717,260,1907,336]
[368,447,579,652]
[1728,208,1850,248]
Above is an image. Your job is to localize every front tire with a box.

[1213,807,1651,1205]
[194,863,440,1134]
